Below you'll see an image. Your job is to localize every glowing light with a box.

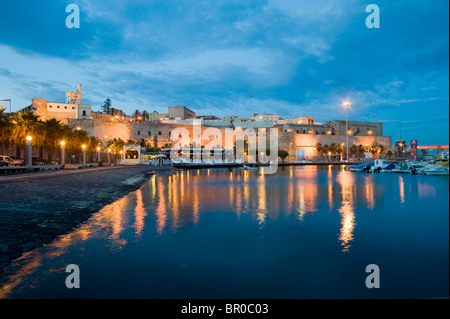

[61,141,65,146]
[26,136,32,141]
[82,144,86,149]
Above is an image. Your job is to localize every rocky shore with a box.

[0,166,175,271]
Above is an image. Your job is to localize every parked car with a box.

[32,157,45,166]
[0,155,10,167]
[9,156,24,166]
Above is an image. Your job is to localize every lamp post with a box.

[343,102,351,163]
[61,141,66,166]
[108,149,111,164]
[97,146,101,162]
[82,144,86,165]
[26,136,32,168]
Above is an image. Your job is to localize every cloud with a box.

[0,0,448,144]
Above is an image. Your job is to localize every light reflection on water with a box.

[0,165,448,299]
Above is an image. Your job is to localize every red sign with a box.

[411,148,418,160]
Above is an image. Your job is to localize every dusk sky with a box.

[0,0,448,145]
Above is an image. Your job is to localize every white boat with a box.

[370,159,393,172]
[349,162,373,172]
[390,163,416,174]
[417,164,445,175]
[422,166,449,176]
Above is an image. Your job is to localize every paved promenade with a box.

[0,165,175,271]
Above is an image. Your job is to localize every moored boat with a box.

[349,162,373,172]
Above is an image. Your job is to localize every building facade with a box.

[18,84,91,121]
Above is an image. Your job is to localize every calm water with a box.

[0,166,448,299]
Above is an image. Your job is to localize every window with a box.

[49,105,52,108]
[148,131,151,136]
[72,107,75,110]
[315,131,318,134]
[159,131,162,136]
[137,130,141,135]
[57,106,60,108]
[82,110,86,116]
[64,106,67,109]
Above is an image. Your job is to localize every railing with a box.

[0,163,108,174]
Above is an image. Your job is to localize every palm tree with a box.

[329,143,337,156]
[136,138,146,148]
[87,136,102,152]
[12,112,41,158]
[0,114,14,154]
[142,110,148,121]
[358,144,365,158]
[42,119,64,160]
[370,143,379,158]
[315,143,323,156]
[134,110,141,120]
[350,145,358,158]
[106,138,125,153]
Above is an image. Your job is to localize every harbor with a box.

[0,165,448,298]
[0,0,448,307]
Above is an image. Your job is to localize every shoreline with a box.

[0,165,175,272]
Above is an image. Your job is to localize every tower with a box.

[65,84,82,104]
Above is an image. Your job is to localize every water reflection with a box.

[365,175,375,210]
[155,176,167,235]
[257,174,267,226]
[337,170,355,252]
[418,182,437,197]
[133,189,147,237]
[399,176,405,205]
[2,166,425,298]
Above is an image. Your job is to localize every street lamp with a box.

[26,136,32,168]
[343,101,351,163]
[82,144,86,165]
[60,141,66,166]
[97,146,101,162]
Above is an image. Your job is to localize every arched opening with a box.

[125,148,139,159]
